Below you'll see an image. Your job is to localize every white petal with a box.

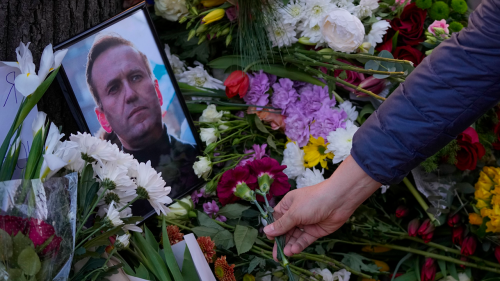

[38,44,54,81]
[53,49,68,70]
[122,224,143,233]
[44,154,68,171]
[1,61,21,69]
[14,73,41,96]
[32,111,47,136]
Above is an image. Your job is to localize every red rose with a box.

[456,127,485,171]
[224,70,250,98]
[391,3,427,46]
[393,46,425,66]
[28,218,62,256]
[376,29,396,53]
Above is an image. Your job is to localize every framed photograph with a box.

[55,2,204,218]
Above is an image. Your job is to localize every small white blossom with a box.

[439,273,471,281]
[326,120,359,163]
[178,62,225,90]
[193,157,212,180]
[380,185,390,194]
[278,0,306,26]
[199,104,223,123]
[303,0,335,28]
[321,8,365,53]
[338,101,358,122]
[335,0,356,14]
[296,168,325,189]
[115,233,131,249]
[94,163,137,193]
[298,22,325,45]
[267,23,298,48]
[333,269,351,281]
[364,18,391,48]
[354,0,379,19]
[218,121,229,131]
[154,0,188,21]
[200,128,218,145]
[282,142,306,180]
[105,201,124,227]
[70,132,119,164]
[135,161,172,215]
[164,44,186,77]
[310,268,334,281]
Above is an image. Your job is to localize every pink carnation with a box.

[428,20,450,38]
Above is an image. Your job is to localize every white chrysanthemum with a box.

[333,269,351,281]
[94,163,137,193]
[267,23,298,48]
[135,161,172,215]
[178,62,224,90]
[164,44,186,77]
[354,0,379,19]
[298,22,325,44]
[278,0,306,26]
[310,268,334,281]
[338,101,358,122]
[326,120,359,164]
[200,104,223,123]
[335,0,356,14]
[43,140,83,178]
[282,142,306,180]
[70,132,119,164]
[296,168,325,189]
[98,189,136,213]
[303,0,335,28]
[105,201,123,227]
[200,128,218,145]
[321,8,365,53]
[154,0,188,21]
[193,157,212,180]
[115,233,131,249]
[364,18,391,49]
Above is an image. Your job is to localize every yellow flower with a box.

[469,213,483,225]
[303,136,333,169]
[486,221,499,233]
[475,188,492,201]
[361,246,392,253]
[201,0,226,7]
[492,195,500,206]
[242,274,255,281]
[475,171,494,191]
[483,166,499,180]
[202,9,225,24]
[481,207,493,218]
[491,186,500,195]
[476,199,491,209]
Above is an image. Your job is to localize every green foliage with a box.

[17,247,41,276]
[217,203,250,219]
[181,244,201,281]
[429,1,450,20]
[451,0,468,14]
[0,229,13,261]
[449,21,464,32]
[335,252,380,273]
[234,225,258,255]
[420,140,460,173]
[416,0,432,9]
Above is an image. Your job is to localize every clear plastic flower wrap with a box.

[0,172,77,281]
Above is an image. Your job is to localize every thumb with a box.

[264,212,296,238]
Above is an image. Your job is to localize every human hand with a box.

[263,155,381,258]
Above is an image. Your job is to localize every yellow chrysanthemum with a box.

[481,207,493,218]
[483,167,499,180]
[492,195,500,206]
[303,136,334,169]
[486,221,500,233]
[469,213,483,225]
[475,188,492,201]
[475,171,494,191]
[476,199,491,209]
[491,215,500,228]
[491,186,500,195]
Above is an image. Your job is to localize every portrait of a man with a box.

[58,10,202,217]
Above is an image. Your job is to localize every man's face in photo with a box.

[91,44,163,150]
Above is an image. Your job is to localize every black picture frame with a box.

[54,1,205,220]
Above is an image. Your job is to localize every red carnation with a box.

[391,3,427,46]
[248,158,290,201]
[224,71,250,98]
[217,165,257,206]
[393,46,425,66]
[455,127,485,171]
[27,218,62,256]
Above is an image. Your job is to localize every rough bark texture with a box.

[0,0,124,136]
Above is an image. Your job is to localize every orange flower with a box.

[469,213,483,225]
[197,236,216,263]
[247,107,285,131]
[214,256,236,281]
[166,225,184,245]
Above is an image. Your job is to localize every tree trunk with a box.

[0,0,124,135]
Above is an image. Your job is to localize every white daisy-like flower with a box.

[69,132,119,164]
[338,101,358,122]
[335,0,356,14]
[200,128,218,145]
[115,233,131,249]
[177,61,225,90]
[199,104,223,123]
[296,168,325,189]
[164,44,186,77]
[154,0,188,21]
[97,188,136,213]
[310,268,334,281]
[282,142,306,180]
[278,0,306,26]
[105,201,123,227]
[94,163,137,193]
[267,22,298,48]
[298,22,325,44]
[303,0,335,28]
[354,0,379,19]
[135,161,172,215]
[113,151,136,171]
[326,120,359,164]
[364,18,391,48]
[193,157,212,180]
[333,269,351,281]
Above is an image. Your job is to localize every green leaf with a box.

[394,272,418,281]
[181,244,201,281]
[255,238,270,248]
[132,232,172,281]
[339,71,347,80]
[0,229,13,261]
[414,256,420,281]
[17,247,41,276]
[391,31,399,53]
[208,55,246,69]
[267,135,277,150]
[191,226,220,238]
[213,229,235,250]
[248,256,266,273]
[24,128,44,180]
[134,263,151,279]
[378,50,394,59]
[455,182,475,194]
[197,211,224,230]
[218,204,251,219]
[365,60,379,71]
[0,130,22,181]
[315,244,325,255]
[145,226,159,252]
[234,225,258,255]
[250,64,325,86]
[84,182,100,215]
[357,103,375,125]
[83,226,123,248]
[204,143,217,154]
[254,114,269,134]
[437,259,447,278]
[448,262,459,281]
[162,216,184,281]
[335,252,380,273]
[7,268,25,281]
[465,267,472,279]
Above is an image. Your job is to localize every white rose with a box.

[200,104,223,123]
[200,128,218,145]
[321,8,365,53]
[154,0,188,21]
[193,157,212,179]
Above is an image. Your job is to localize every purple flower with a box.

[271,78,299,115]
[243,71,275,107]
[309,106,348,139]
[285,110,310,147]
[235,111,245,118]
[298,85,336,121]
[203,200,220,218]
[226,7,238,22]
[293,80,308,88]
[238,144,268,167]
[216,215,227,222]
[191,189,203,205]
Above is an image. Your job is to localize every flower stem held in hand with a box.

[403,177,439,225]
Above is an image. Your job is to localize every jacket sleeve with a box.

[351,0,500,185]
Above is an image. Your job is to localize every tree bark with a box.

[0,0,124,135]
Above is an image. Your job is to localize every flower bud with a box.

[421,258,436,281]
[395,206,409,218]
[198,36,207,45]
[191,6,199,15]
[417,219,435,236]
[357,42,371,53]
[225,34,232,47]
[452,225,464,246]
[433,27,445,36]
[461,236,477,256]
[179,16,188,24]
[425,37,437,44]
[201,0,226,7]
[495,246,500,264]
[166,197,196,222]
[447,213,461,227]
[257,173,274,194]
[202,9,225,25]
[298,37,316,46]
[356,76,386,96]
[234,183,256,202]
[221,27,230,36]
[188,29,197,41]
[425,49,433,56]
[408,219,420,237]
[196,24,208,34]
